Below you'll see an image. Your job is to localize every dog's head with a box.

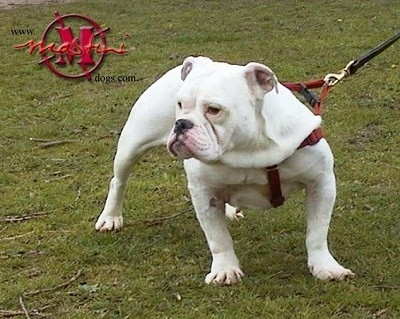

[167,56,279,164]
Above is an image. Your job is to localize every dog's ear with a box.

[181,56,214,81]
[181,56,196,81]
[244,62,278,99]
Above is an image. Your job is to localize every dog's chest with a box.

[200,164,268,186]
[189,162,302,210]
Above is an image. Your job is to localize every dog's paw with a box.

[309,258,355,281]
[205,267,244,285]
[95,215,123,232]
[311,266,355,281]
[224,204,244,221]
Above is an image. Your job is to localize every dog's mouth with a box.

[167,133,195,159]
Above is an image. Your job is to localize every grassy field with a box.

[1,0,399,318]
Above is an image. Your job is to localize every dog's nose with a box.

[174,119,194,134]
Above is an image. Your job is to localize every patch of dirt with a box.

[347,122,384,147]
[0,0,76,9]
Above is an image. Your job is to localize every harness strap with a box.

[266,128,324,208]
[298,127,324,149]
[266,81,330,208]
[282,79,326,91]
[283,80,333,116]
[266,165,285,208]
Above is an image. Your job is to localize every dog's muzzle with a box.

[167,119,196,159]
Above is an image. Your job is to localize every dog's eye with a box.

[177,102,182,109]
[206,106,220,116]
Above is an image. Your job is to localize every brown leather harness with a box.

[264,32,400,207]
[266,81,332,208]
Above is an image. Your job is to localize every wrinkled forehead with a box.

[177,64,246,103]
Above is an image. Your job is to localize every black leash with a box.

[325,31,400,86]
[349,31,400,75]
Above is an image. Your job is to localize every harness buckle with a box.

[323,60,355,87]
[299,84,319,107]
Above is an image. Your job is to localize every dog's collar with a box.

[266,127,324,208]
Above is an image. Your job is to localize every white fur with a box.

[95,56,355,285]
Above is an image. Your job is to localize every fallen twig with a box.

[30,305,53,317]
[4,212,48,223]
[24,269,82,296]
[96,130,120,140]
[37,140,78,149]
[45,174,73,183]
[0,310,24,317]
[18,296,31,319]
[373,284,400,290]
[29,138,50,143]
[51,94,72,101]
[0,231,34,241]
[30,137,78,148]
[0,305,52,318]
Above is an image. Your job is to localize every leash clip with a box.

[324,60,355,87]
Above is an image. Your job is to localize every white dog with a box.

[95,56,355,285]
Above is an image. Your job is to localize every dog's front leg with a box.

[188,184,244,285]
[305,169,355,281]
[95,67,182,231]
[95,122,161,231]
[95,107,173,231]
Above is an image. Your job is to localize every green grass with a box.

[1,0,399,318]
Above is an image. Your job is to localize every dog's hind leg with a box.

[95,67,182,231]
[304,146,355,280]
